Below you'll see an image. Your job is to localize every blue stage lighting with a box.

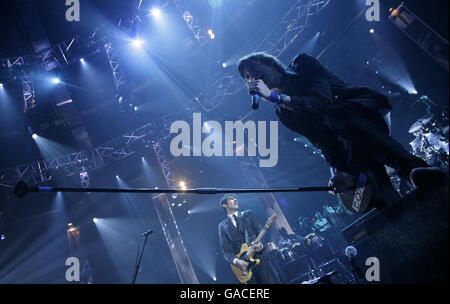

[32,133,38,139]
[151,8,162,19]
[131,38,144,48]
[52,77,61,84]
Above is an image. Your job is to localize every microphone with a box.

[251,94,260,110]
[141,229,153,237]
[345,246,364,279]
[249,76,264,110]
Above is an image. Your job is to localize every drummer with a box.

[277,227,304,249]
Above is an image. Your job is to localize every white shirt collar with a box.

[227,211,239,219]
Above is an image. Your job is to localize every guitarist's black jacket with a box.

[218,210,261,266]
[276,53,427,178]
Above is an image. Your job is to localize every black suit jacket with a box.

[276,53,392,173]
[218,210,262,265]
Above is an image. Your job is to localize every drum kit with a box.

[266,233,335,283]
[408,114,449,170]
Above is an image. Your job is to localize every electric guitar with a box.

[230,213,278,284]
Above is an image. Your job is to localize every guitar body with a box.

[230,243,261,284]
[229,214,278,284]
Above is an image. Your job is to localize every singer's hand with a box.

[249,80,271,99]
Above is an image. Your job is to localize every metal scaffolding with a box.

[172,0,210,46]
[104,41,128,91]
[389,3,449,72]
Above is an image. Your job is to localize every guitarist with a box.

[238,52,445,210]
[218,194,280,284]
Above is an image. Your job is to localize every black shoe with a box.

[410,167,448,189]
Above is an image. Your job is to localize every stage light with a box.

[80,58,85,63]
[188,210,191,215]
[93,218,98,223]
[151,8,162,19]
[179,181,185,187]
[213,277,217,281]
[131,38,144,48]
[32,133,38,139]
[52,77,61,84]
[0,234,5,240]
[134,106,138,111]
[370,28,375,34]
[208,29,215,39]
[411,90,418,94]
[0,83,3,88]
[68,223,73,227]
[222,62,227,68]
[116,175,119,179]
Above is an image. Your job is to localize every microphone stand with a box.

[131,232,151,284]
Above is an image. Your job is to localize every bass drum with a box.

[279,247,296,263]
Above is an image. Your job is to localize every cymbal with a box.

[409,114,434,133]
[420,114,434,125]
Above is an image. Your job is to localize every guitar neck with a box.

[254,225,269,244]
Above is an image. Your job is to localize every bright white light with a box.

[80,58,85,63]
[52,78,61,84]
[93,218,98,223]
[187,210,191,215]
[208,29,216,39]
[0,83,3,88]
[213,277,217,281]
[32,133,38,139]
[134,106,138,111]
[222,62,227,68]
[151,8,162,19]
[411,90,418,95]
[116,175,119,179]
[179,181,185,187]
[131,38,144,48]
[370,28,375,34]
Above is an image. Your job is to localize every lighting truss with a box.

[196,0,331,112]
[171,0,209,46]
[21,71,36,113]
[152,141,177,188]
[0,109,185,188]
[104,41,128,91]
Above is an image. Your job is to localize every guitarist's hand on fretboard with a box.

[251,241,263,252]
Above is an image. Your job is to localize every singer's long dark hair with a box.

[237,52,287,79]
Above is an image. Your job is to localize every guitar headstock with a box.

[265,214,278,228]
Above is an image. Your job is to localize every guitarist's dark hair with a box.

[219,193,237,213]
